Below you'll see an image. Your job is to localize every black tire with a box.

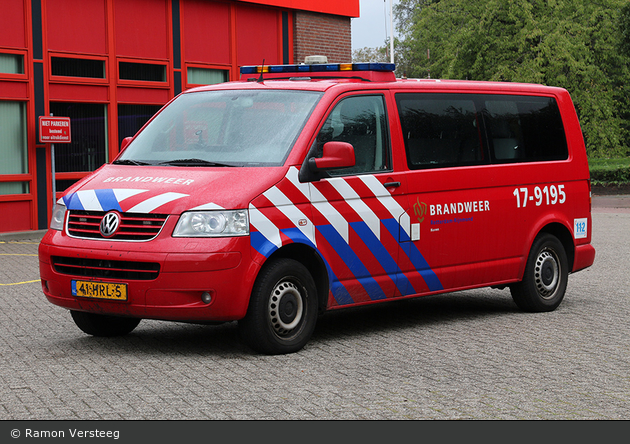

[238,258,318,355]
[70,310,141,337]
[510,233,568,312]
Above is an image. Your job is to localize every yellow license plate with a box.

[72,280,127,301]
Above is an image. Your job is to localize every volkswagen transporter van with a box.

[38,61,595,354]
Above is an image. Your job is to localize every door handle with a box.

[384,181,401,188]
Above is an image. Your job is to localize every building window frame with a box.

[48,101,109,195]
[184,63,231,89]
[0,49,28,80]
[48,53,108,84]
[117,57,170,87]
[117,103,163,146]
[0,99,31,196]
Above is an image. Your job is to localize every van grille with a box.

[52,256,160,280]
[67,210,168,241]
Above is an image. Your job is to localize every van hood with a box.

[61,164,290,214]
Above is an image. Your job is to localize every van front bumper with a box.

[38,233,259,322]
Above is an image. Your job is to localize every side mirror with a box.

[309,141,355,171]
[120,136,133,152]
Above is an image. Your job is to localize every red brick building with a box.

[0,0,358,233]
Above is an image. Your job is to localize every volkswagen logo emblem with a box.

[100,211,121,238]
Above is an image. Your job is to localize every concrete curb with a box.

[592,194,630,208]
[0,229,46,242]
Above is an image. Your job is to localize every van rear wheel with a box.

[239,259,318,355]
[510,233,568,312]
[70,310,141,337]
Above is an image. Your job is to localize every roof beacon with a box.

[304,55,328,64]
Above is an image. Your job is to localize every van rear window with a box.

[396,93,569,169]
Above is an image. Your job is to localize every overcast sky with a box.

[351,0,397,51]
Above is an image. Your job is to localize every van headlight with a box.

[50,203,67,231]
[173,210,249,237]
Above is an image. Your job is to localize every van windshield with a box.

[115,89,323,167]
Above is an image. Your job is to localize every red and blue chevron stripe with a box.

[249,167,443,308]
[61,189,188,213]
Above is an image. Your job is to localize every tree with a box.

[619,1,630,150]
[352,39,411,78]
[352,46,389,63]
[394,0,630,158]
[620,1,630,58]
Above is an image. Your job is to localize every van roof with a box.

[184,63,567,96]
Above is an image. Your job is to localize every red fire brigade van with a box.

[38,61,595,354]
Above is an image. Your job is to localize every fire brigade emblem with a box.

[413,198,427,223]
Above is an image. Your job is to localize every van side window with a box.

[484,100,524,161]
[485,96,568,162]
[396,93,569,169]
[396,94,483,169]
[316,95,391,176]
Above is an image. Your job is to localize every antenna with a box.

[390,0,394,64]
[383,0,395,64]
[257,59,265,83]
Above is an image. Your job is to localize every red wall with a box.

[0,0,353,233]
[182,0,285,75]
[0,0,36,232]
[241,0,359,17]
[0,0,27,48]
[182,0,231,64]
[236,4,283,66]
[0,202,32,233]
[114,0,170,59]
[46,0,108,54]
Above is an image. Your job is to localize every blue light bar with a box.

[240,66,258,75]
[240,62,395,75]
[353,63,396,71]
[269,65,297,73]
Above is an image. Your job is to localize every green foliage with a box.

[621,2,630,58]
[589,157,630,184]
[393,0,630,158]
[352,40,410,78]
[352,46,389,63]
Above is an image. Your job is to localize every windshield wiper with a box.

[156,158,235,167]
[112,159,151,166]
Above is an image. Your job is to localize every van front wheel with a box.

[510,233,568,312]
[239,259,318,355]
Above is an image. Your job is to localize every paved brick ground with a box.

[0,208,628,420]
